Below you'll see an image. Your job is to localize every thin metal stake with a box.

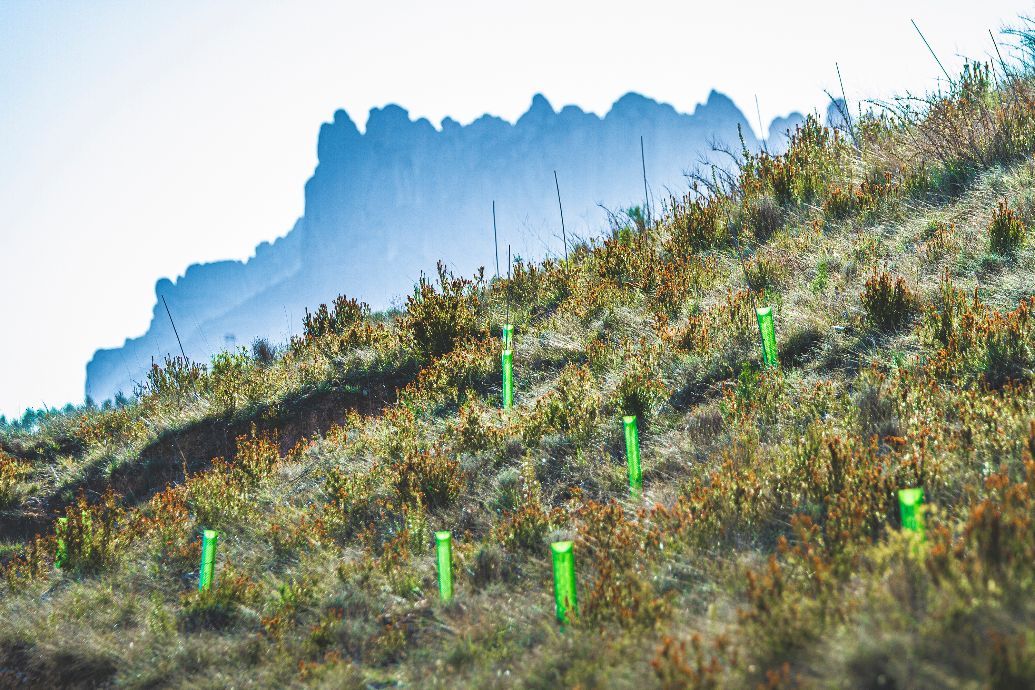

[492,200,500,280]
[161,296,187,361]
[554,170,568,263]
[912,19,954,88]
[640,136,651,226]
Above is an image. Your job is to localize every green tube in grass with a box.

[623,415,642,498]
[502,323,514,349]
[898,488,925,536]
[55,517,67,569]
[502,349,514,409]
[551,541,577,625]
[756,306,779,368]
[198,529,218,592]
[435,531,454,602]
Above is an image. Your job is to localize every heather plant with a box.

[184,429,280,527]
[612,344,669,422]
[988,198,1026,253]
[302,295,369,341]
[0,450,30,508]
[449,398,505,454]
[523,364,602,445]
[924,273,1035,386]
[665,190,725,254]
[574,500,668,627]
[180,564,261,630]
[652,634,738,689]
[401,335,495,407]
[251,337,278,366]
[741,115,845,207]
[53,489,130,574]
[860,269,918,332]
[139,355,207,403]
[209,348,254,412]
[493,457,561,552]
[404,262,482,361]
[388,450,464,510]
[743,254,781,292]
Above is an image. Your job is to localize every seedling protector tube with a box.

[435,531,454,602]
[198,529,218,591]
[898,488,925,536]
[502,349,514,409]
[55,517,67,569]
[623,415,642,498]
[502,323,514,349]
[756,306,779,368]
[551,541,577,625]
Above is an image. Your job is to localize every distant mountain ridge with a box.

[86,91,836,402]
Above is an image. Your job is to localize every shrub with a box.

[389,450,464,510]
[55,490,130,574]
[403,335,495,407]
[652,634,737,689]
[493,459,561,552]
[403,262,481,361]
[612,345,669,421]
[988,199,1026,254]
[324,467,390,541]
[860,270,917,332]
[924,274,1035,387]
[593,225,661,293]
[2,534,54,589]
[140,356,207,402]
[180,564,261,630]
[209,348,253,412]
[450,398,505,454]
[743,116,843,207]
[137,486,197,570]
[506,257,570,318]
[0,451,30,508]
[823,185,855,220]
[743,254,780,292]
[523,364,601,445]
[919,220,960,264]
[666,192,725,254]
[302,295,369,341]
[746,194,784,242]
[251,338,278,366]
[575,500,668,627]
[185,429,280,527]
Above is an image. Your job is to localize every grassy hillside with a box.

[4,41,1035,689]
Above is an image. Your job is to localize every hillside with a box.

[3,52,1035,688]
[84,91,814,405]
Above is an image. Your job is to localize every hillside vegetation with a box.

[4,34,1035,689]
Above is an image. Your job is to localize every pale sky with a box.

[0,0,1030,418]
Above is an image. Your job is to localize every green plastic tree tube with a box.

[756,306,779,368]
[623,415,642,498]
[898,488,925,536]
[502,323,514,349]
[55,517,68,569]
[435,531,453,602]
[502,349,514,409]
[551,541,577,625]
[198,529,218,592]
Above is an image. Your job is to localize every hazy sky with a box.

[0,0,1031,418]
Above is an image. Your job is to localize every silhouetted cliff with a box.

[86,92,839,402]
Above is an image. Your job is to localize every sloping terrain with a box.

[3,51,1035,688]
[87,90,810,405]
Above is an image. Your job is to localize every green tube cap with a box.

[435,530,454,602]
[551,540,577,625]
